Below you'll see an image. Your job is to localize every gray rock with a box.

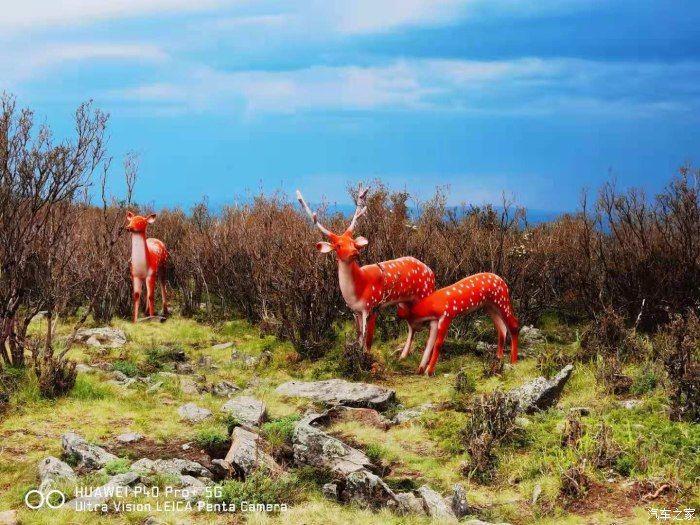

[75,327,127,348]
[0,510,17,525]
[221,396,266,426]
[532,483,542,505]
[221,426,282,476]
[175,363,195,374]
[116,432,143,444]
[322,482,339,500]
[178,403,212,423]
[417,486,457,523]
[76,363,97,374]
[111,370,129,382]
[177,475,207,500]
[230,350,259,367]
[476,341,498,354]
[619,399,642,410]
[131,458,211,478]
[146,381,163,393]
[276,379,395,410]
[38,456,76,488]
[66,471,139,509]
[179,377,200,395]
[392,403,436,424]
[293,413,374,477]
[211,342,234,351]
[509,364,574,414]
[450,483,470,518]
[61,432,117,471]
[463,520,510,525]
[395,492,427,516]
[210,381,240,398]
[342,469,398,508]
[519,325,545,346]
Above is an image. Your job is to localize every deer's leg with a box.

[132,277,143,323]
[159,272,169,316]
[487,305,508,360]
[364,312,377,351]
[509,322,519,363]
[426,316,451,376]
[417,319,439,374]
[146,274,157,317]
[353,312,362,333]
[399,323,415,359]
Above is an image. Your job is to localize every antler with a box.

[296,189,332,236]
[347,182,369,232]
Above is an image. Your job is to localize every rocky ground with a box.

[0,316,697,524]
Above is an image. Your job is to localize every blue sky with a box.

[2,1,699,212]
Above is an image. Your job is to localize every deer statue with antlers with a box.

[397,272,519,375]
[125,212,169,322]
[297,184,435,351]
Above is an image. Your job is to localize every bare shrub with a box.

[588,421,622,469]
[561,415,584,448]
[338,335,377,380]
[460,390,519,481]
[655,312,700,422]
[560,460,590,500]
[595,355,632,395]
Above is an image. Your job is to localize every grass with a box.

[261,415,300,450]
[104,458,131,475]
[3,314,699,525]
[193,425,230,450]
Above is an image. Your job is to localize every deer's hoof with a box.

[416,365,424,375]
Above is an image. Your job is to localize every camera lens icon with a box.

[24,489,65,509]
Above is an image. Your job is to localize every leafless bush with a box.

[561,414,584,448]
[0,94,108,368]
[460,390,519,481]
[338,334,377,380]
[588,421,622,469]
[2,93,698,367]
[560,460,590,500]
[655,312,700,422]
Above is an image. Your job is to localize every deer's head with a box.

[296,184,369,263]
[125,211,156,233]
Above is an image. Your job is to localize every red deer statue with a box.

[125,212,169,322]
[296,184,435,351]
[397,272,519,375]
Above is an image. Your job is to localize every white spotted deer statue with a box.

[296,184,435,352]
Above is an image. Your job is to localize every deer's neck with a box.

[130,232,150,278]
[337,259,365,311]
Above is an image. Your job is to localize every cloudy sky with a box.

[2,1,699,211]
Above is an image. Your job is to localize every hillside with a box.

[1,315,697,525]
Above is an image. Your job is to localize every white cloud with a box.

[105,58,700,118]
[1,43,168,87]
[0,0,230,30]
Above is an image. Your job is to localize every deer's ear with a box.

[146,213,157,224]
[354,236,369,249]
[316,241,334,253]
[126,211,134,219]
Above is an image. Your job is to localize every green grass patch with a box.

[212,471,306,509]
[104,458,131,475]
[70,375,113,400]
[193,425,229,450]
[261,415,300,450]
[112,359,139,377]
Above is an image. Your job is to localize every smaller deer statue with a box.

[297,184,435,351]
[397,272,518,375]
[125,212,169,322]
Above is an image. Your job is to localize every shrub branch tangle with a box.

[2,95,699,363]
